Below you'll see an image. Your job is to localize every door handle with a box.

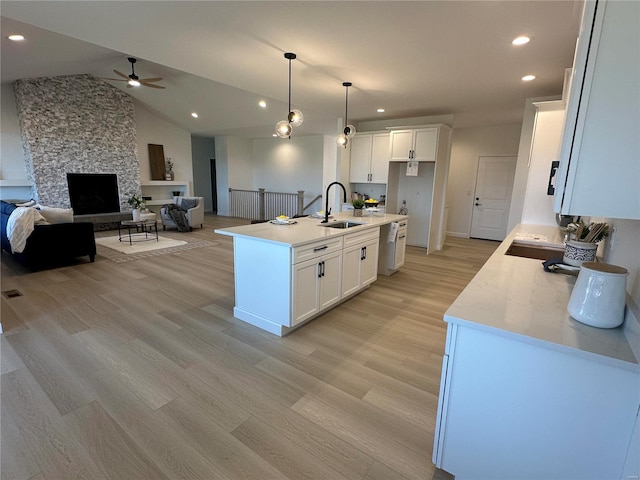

[547,160,560,195]
[318,262,322,278]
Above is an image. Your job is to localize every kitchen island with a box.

[433,224,640,479]
[215,212,409,336]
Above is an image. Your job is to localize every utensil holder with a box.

[563,240,597,266]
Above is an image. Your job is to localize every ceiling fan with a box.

[104,57,165,89]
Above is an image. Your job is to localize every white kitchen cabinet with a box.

[341,227,380,297]
[389,128,437,162]
[292,250,342,326]
[386,124,452,253]
[349,132,390,183]
[555,0,640,219]
[434,322,639,479]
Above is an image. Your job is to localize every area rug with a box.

[95,235,216,263]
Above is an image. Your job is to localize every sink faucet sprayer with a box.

[322,182,347,223]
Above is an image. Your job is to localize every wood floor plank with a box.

[1,368,107,479]
[157,397,288,480]
[0,215,497,480]
[1,413,41,480]
[6,329,96,415]
[291,393,430,480]
[231,415,354,480]
[65,401,170,480]
[188,360,375,480]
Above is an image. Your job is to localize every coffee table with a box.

[118,219,159,245]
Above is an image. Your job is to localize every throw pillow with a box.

[38,206,74,224]
[179,198,198,212]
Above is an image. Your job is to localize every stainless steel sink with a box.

[321,221,364,229]
[505,241,565,261]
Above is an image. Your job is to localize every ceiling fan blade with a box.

[141,82,166,89]
[139,77,163,83]
[101,77,127,82]
[113,70,130,80]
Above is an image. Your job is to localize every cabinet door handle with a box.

[322,261,325,277]
[314,245,328,252]
[317,261,323,278]
[400,222,407,227]
[361,246,367,260]
[399,235,406,239]
[547,160,560,196]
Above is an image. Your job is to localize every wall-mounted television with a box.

[67,173,120,215]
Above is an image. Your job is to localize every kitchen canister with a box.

[563,240,598,266]
[567,262,628,328]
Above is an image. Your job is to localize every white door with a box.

[470,156,517,241]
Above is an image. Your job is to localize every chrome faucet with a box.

[322,181,347,223]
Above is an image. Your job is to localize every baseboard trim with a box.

[446,231,469,238]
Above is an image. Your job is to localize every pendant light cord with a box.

[288,57,292,117]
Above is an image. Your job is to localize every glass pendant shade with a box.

[344,125,356,138]
[338,82,354,147]
[276,120,292,138]
[288,109,304,127]
[275,52,302,138]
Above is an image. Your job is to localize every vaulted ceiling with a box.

[1,1,583,138]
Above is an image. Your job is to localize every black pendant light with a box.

[275,52,304,138]
[337,82,356,147]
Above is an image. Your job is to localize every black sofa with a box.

[1,200,96,270]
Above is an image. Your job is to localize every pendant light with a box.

[337,82,356,147]
[275,52,304,138]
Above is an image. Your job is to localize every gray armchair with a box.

[160,196,204,230]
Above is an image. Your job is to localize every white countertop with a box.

[445,224,639,372]
[214,212,408,247]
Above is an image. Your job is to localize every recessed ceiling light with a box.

[191,112,199,118]
[522,75,536,82]
[258,100,267,108]
[377,108,385,113]
[512,36,530,46]
[8,34,25,41]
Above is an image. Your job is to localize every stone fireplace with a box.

[13,74,140,212]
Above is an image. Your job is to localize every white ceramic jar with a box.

[567,262,628,328]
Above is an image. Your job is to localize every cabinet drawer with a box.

[293,237,343,264]
[343,226,380,249]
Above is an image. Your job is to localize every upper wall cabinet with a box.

[349,132,390,184]
[389,128,438,162]
[555,0,640,219]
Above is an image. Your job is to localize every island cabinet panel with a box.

[433,323,640,479]
[341,227,380,297]
[292,250,342,326]
[232,237,293,330]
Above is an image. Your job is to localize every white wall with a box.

[446,124,522,237]
[134,100,193,188]
[252,135,324,206]
[606,219,640,306]
[0,83,26,179]
[520,102,564,226]
[508,96,560,232]
[214,136,253,216]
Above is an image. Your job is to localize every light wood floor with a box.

[1,215,498,480]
